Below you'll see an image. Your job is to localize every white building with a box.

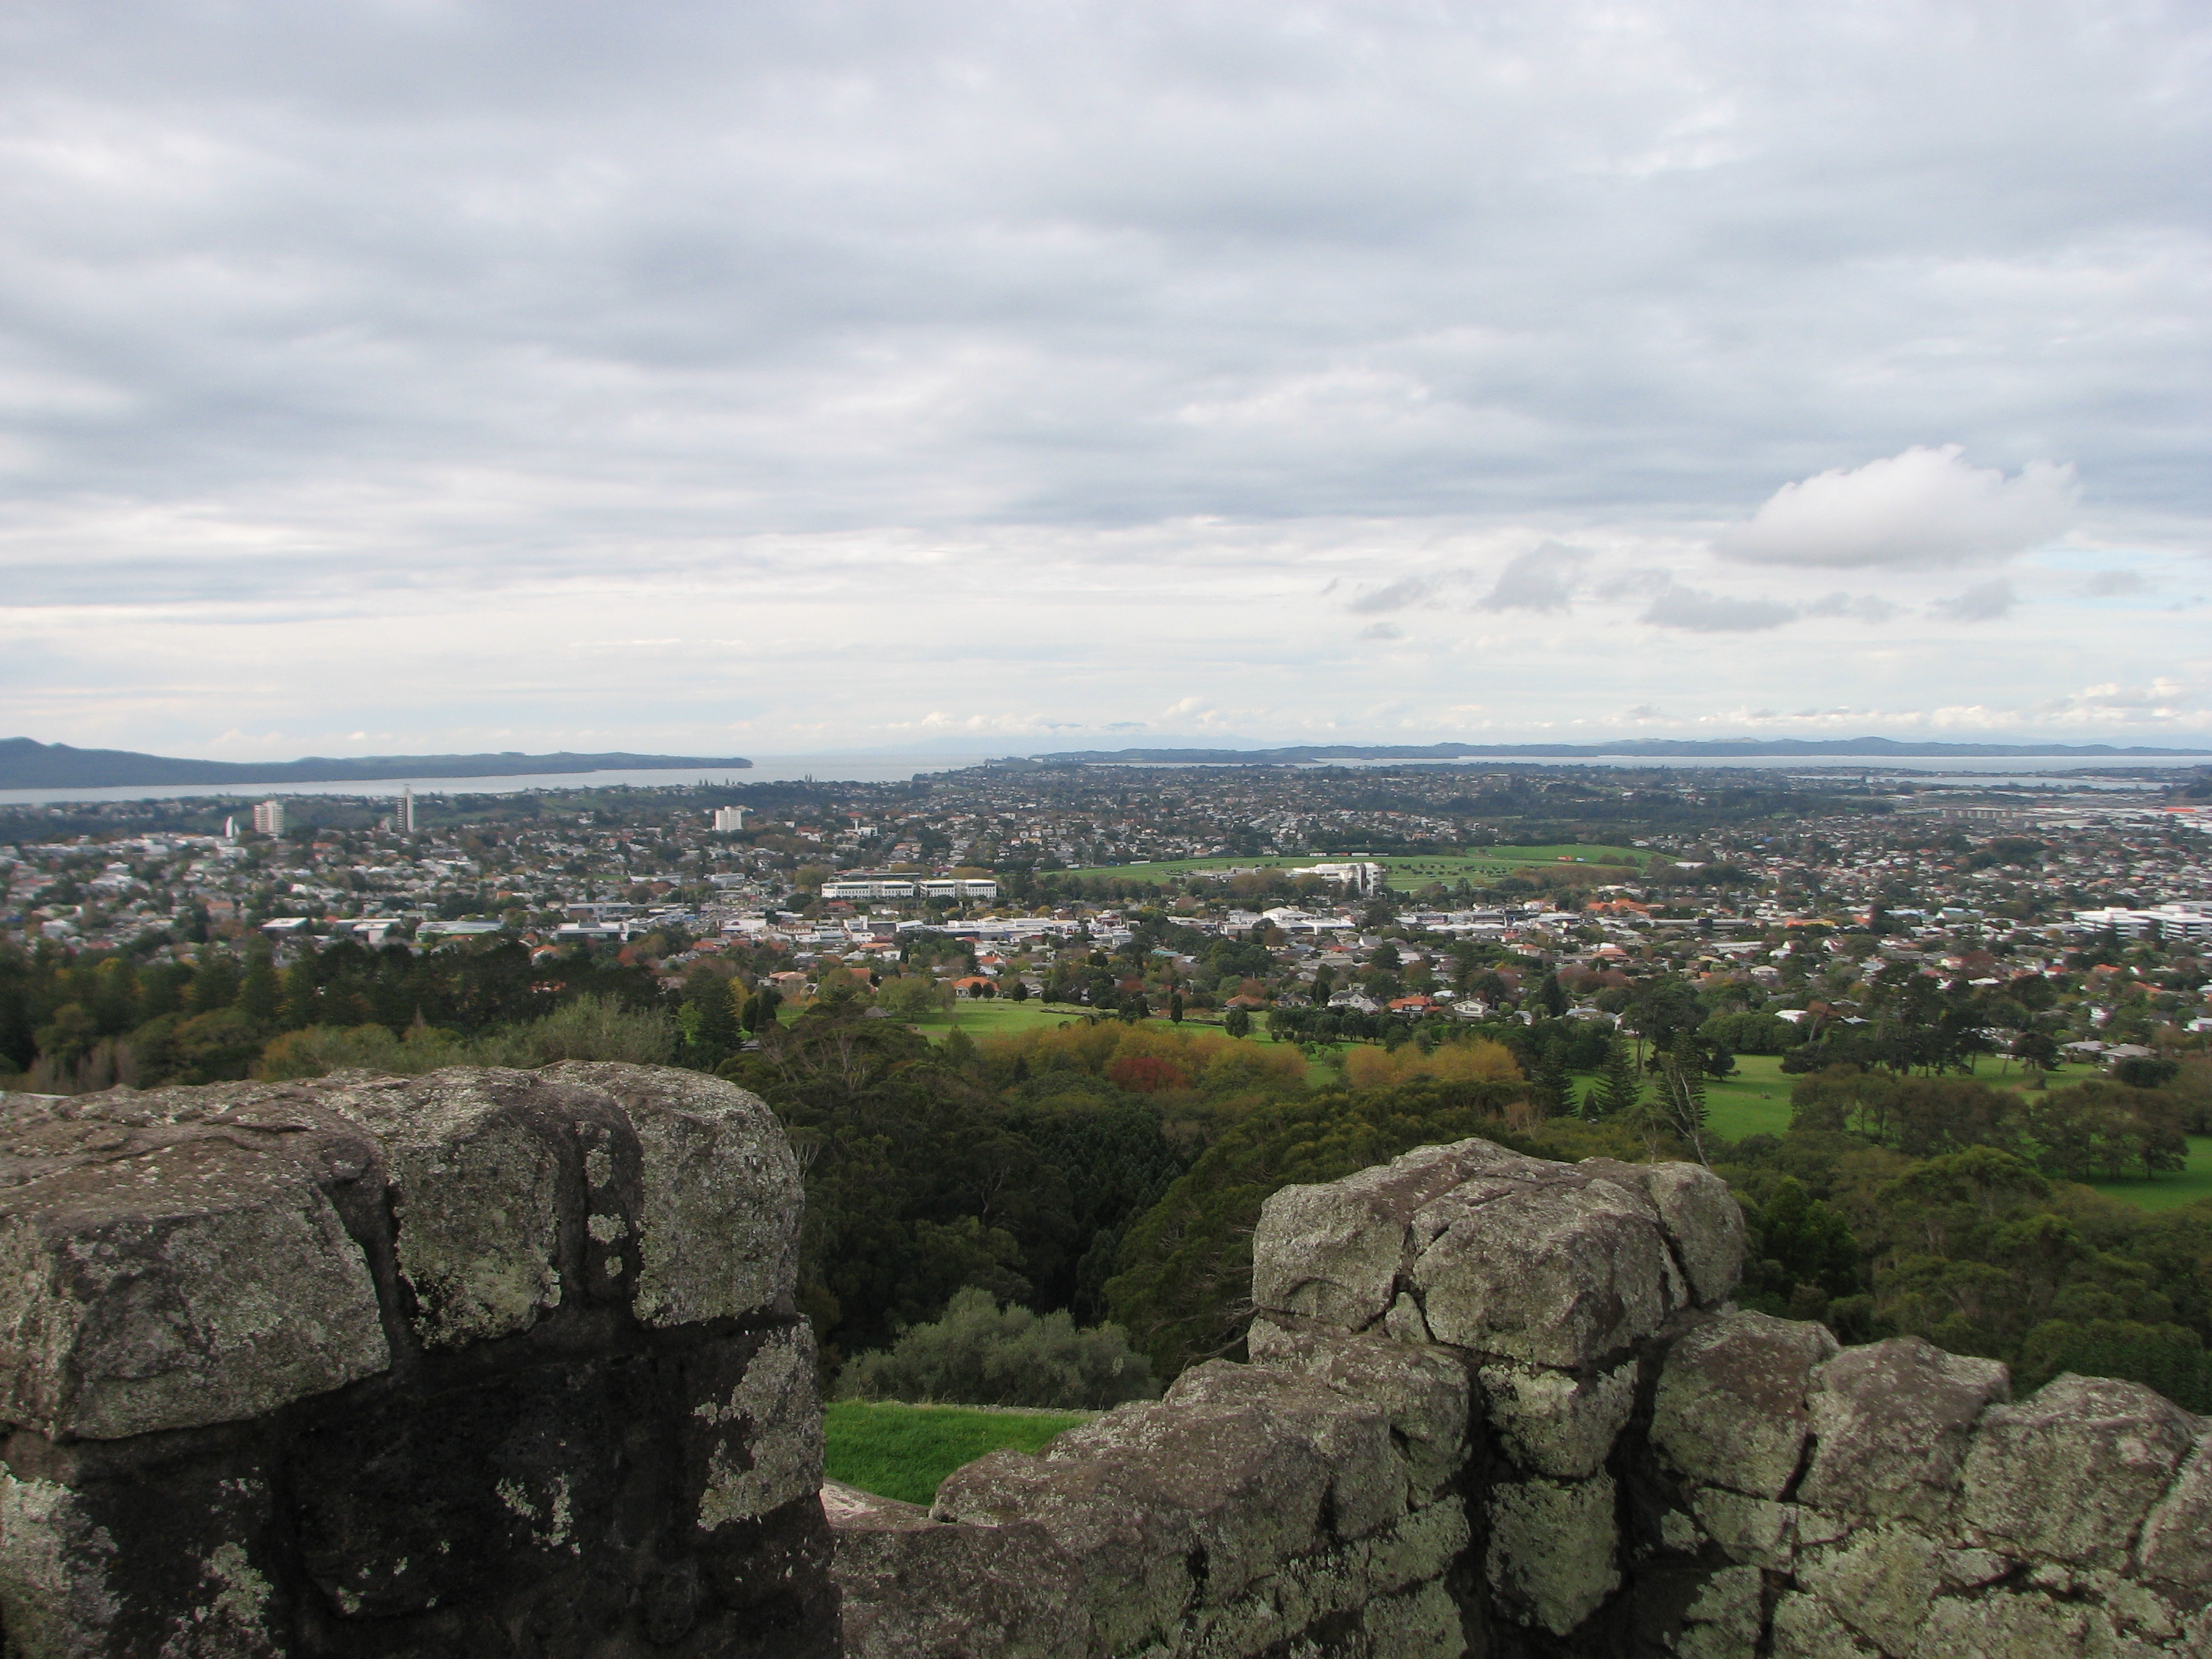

[251,800,286,837]
[712,806,748,833]
[1290,861,1388,895]
[918,878,998,901]
[2071,901,2212,942]
[397,787,416,834]
[821,878,918,900]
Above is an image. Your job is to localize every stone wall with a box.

[3,1066,2204,1658]
[0,1064,832,1657]
[830,1137,2212,1658]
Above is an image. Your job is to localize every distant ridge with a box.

[1029,738,2212,764]
[0,738,752,790]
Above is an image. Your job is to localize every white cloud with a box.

[1716,446,2078,569]
[1357,621,1404,639]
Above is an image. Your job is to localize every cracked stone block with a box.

[1651,1309,1838,1500]
[1797,1337,2009,1525]
[1485,1473,1619,1637]
[2137,1429,2212,1589]
[538,1062,803,1326]
[1960,1372,2199,1570]
[0,1089,390,1441]
[1478,1357,1637,1480]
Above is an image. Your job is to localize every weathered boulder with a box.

[1959,1372,2200,1569]
[1674,1563,1763,1659]
[1484,1472,1620,1636]
[1650,1309,1839,1500]
[0,1088,390,1441]
[933,1386,1343,1650]
[1250,1140,1551,1332]
[1796,1336,2009,1525]
[1578,1157,1747,1306]
[0,1065,827,1659]
[1794,1523,1943,1655]
[2137,1429,2212,1588]
[1245,1319,1473,1501]
[1252,1138,1742,1378]
[540,1060,802,1325]
[824,1480,1092,1659]
[1476,1357,1637,1480]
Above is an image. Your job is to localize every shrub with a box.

[837,1286,1156,1410]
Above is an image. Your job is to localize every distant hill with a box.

[0,738,752,790]
[1030,738,2212,764]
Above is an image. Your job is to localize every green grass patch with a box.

[911,999,1094,1040]
[822,1400,1095,1505]
[1055,845,1647,887]
[2089,1137,2212,1212]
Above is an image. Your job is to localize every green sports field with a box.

[1057,845,1648,886]
[823,1401,1094,1505]
[1567,1053,2208,1212]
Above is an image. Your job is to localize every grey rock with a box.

[1476,1356,1637,1479]
[1768,1590,1877,1658]
[1349,1577,1465,1659]
[541,1061,801,1324]
[1413,1177,1674,1367]
[1677,1564,1764,1659]
[1651,1309,1838,1500]
[1382,1290,1432,1344]
[1485,1473,1619,1636]
[0,1451,287,1659]
[1251,1139,1548,1332]
[1797,1337,2009,1525]
[826,1481,1093,1659]
[1580,1158,1747,1306]
[1166,1360,1404,1543]
[2137,1429,2212,1588]
[1913,1589,2110,1656]
[324,1068,573,1347]
[1960,1372,2199,1569]
[1796,1523,1940,1655]
[932,1393,1338,1652]
[1937,1546,2012,1588]
[1690,1488,1798,1571]
[1150,1500,1470,1659]
[0,1087,389,1439]
[1245,1320,1474,1501]
[689,1322,825,1532]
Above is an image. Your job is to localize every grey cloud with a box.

[1639,584,1799,632]
[0,2,2203,749]
[1349,575,1449,613]
[1478,544,1588,613]
[1357,621,1404,639]
[1932,580,2017,622]
[2083,569,2143,596]
[1801,591,1902,624]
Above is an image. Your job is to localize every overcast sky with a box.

[2,2,2207,760]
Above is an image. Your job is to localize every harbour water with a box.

[0,748,2200,809]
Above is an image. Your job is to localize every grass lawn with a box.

[1558,1053,2203,1214]
[2089,1137,2212,1212]
[1057,845,1647,887]
[823,1401,1094,1506]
